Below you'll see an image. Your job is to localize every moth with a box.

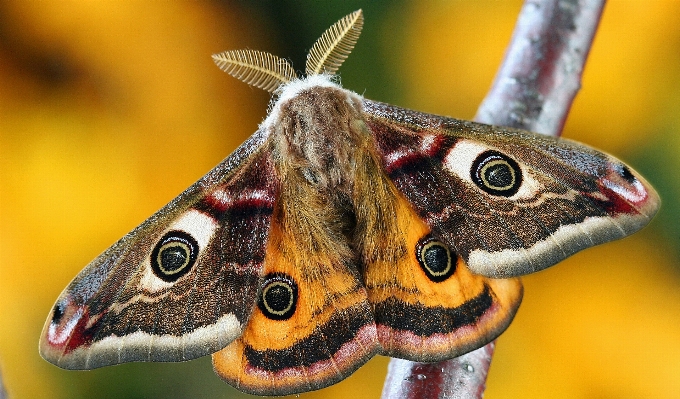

[40,10,659,396]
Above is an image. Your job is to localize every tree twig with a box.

[381,1,605,397]
[382,342,495,399]
[476,0,606,136]
[0,366,7,399]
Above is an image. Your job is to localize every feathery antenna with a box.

[213,10,363,92]
[212,50,296,93]
[305,10,364,76]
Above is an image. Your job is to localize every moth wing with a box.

[212,200,380,396]
[363,100,660,278]
[363,187,522,361]
[40,129,279,369]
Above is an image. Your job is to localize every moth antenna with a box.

[305,9,364,76]
[212,50,297,93]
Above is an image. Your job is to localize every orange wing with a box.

[212,204,380,396]
[364,191,523,361]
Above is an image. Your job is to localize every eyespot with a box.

[471,150,522,197]
[258,273,298,320]
[416,235,456,282]
[150,230,199,282]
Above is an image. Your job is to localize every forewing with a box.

[40,129,279,369]
[363,100,660,277]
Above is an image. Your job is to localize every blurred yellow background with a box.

[1,1,679,398]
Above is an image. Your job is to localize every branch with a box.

[476,0,606,136]
[381,0,605,397]
[382,342,495,399]
[0,366,6,399]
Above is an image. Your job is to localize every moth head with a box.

[211,10,364,93]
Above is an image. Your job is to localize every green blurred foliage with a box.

[0,1,678,398]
